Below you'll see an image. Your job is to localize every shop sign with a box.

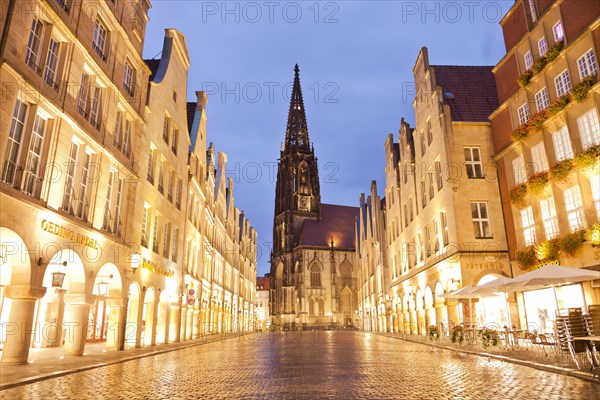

[141,258,175,277]
[464,261,505,270]
[41,220,99,250]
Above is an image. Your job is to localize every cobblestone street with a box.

[1,332,598,399]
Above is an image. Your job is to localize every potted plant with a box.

[559,229,586,258]
[481,327,499,348]
[428,325,438,341]
[549,159,573,183]
[512,124,530,143]
[548,94,571,116]
[509,183,528,206]
[518,70,533,88]
[573,144,600,173]
[527,171,549,195]
[586,223,600,248]
[572,75,597,103]
[450,325,464,344]
[516,245,538,271]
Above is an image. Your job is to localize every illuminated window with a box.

[440,211,449,245]
[534,87,549,112]
[538,36,547,56]
[563,185,586,231]
[531,142,549,173]
[577,109,600,149]
[540,197,559,239]
[518,103,530,125]
[465,147,483,179]
[525,51,533,70]
[471,202,492,239]
[552,127,574,161]
[552,21,564,42]
[577,49,598,79]
[554,70,571,98]
[512,155,527,185]
[521,206,536,246]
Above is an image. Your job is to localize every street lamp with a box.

[328,311,333,326]
[51,261,68,288]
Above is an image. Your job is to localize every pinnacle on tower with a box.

[284,64,310,151]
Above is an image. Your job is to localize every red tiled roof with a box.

[432,65,499,122]
[256,276,270,290]
[299,204,359,250]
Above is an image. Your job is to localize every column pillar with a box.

[1,285,46,364]
[63,293,96,356]
[446,300,459,326]
[179,303,187,341]
[105,299,125,351]
[168,304,181,342]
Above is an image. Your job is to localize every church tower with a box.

[270,65,321,322]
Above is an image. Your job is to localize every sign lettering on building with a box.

[41,220,99,250]
[142,258,175,278]
[464,261,504,270]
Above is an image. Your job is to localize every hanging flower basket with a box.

[572,144,600,172]
[549,159,573,183]
[509,183,528,206]
[586,223,600,248]
[532,56,547,74]
[545,40,564,63]
[559,230,586,258]
[512,124,530,142]
[527,171,549,195]
[516,245,537,271]
[536,238,560,261]
[572,75,597,103]
[518,70,533,88]
[528,109,549,132]
[548,94,571,116]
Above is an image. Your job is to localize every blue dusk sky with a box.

[142,1,513,276]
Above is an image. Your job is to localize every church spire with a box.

[284,64,310,151]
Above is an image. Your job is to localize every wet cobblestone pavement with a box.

[1,331,598,399]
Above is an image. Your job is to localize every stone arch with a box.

[434,281,445,305]
[33,249,87,351]
[424,286,434,309]
[0,227,33,285]
[88,263,122,343]
[415,289,424,311]
[0,228,36,351]
[475,272,509,328]
[473,269,508,286]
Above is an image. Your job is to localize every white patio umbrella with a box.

[471,277,521,328]
[500,264,600,310]
[441,286,499,326]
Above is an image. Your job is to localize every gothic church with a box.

[270,65,359,329]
